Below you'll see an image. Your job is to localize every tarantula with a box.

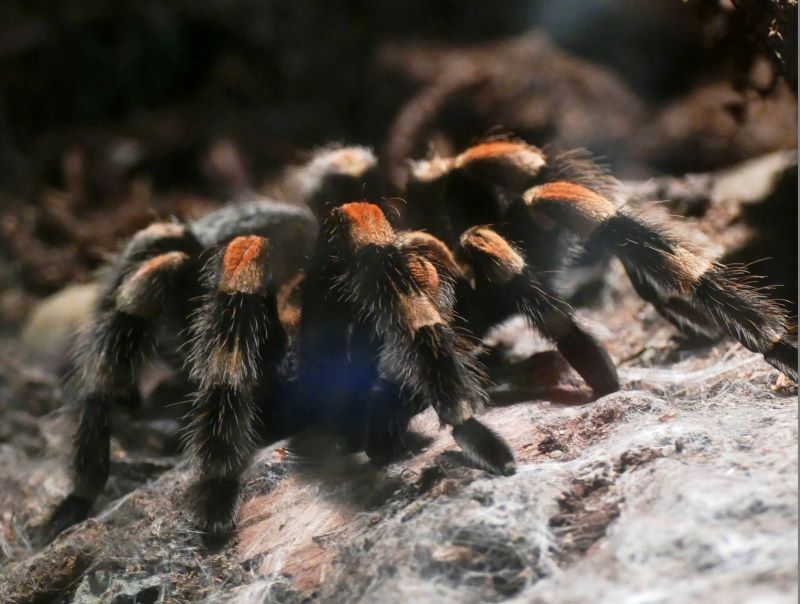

[44,139,797,549]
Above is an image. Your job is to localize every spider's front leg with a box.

[44,224,199,543]
[324,202,516,475]
[523,181,798,381]
[455,226,620,396]
[186,236,289,549]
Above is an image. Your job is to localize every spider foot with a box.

[198,477,239,551]
[39,494,94,546]
[452,417,516,476]
[765,339,798,383]
[555,323,620,396]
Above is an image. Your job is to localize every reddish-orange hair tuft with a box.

[459,141,529,162]
[336,202,394,247]
[528,182,608,207]
[222,236,269,282]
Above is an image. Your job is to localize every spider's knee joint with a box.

[458,227,525,284]
[455,140,546,191]
[115,251,192,319]
[452,417,516,476]
[523,181,616,237]
[328,202,395,251]
[220,236,271,295]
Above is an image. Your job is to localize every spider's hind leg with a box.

[186,235,288,549]
[524,181,798,381]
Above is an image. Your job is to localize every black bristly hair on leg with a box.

[544,149,716,331]
[363,378,419,464]
[624,265,722,342]
[691,264,797,380]
[554,323,619,395]
[540,147,623,205]
[295,221,364,431]
[282,148,418,423]
[523,180,798,381]
[68,312,149,494]
[593,212,797,380]
[185,235,289,549]
[44,225,199,544]
[452,417,515,476]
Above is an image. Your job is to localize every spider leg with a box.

[457,226,619,395]
[524,182,798,381]
[625,269,721,341]
[384,294,515,475]
[186,235,288,549]
[326,202,515,475]
[45,224,198,543]
[295,229,362,430]
[363,378,419,464]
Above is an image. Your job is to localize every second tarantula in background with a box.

[45,138,798,549]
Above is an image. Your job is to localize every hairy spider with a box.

[44,140,797,550]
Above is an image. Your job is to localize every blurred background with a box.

[0,0,796,331]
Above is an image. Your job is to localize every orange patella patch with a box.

[135,222,186,240]
[463,227,523,266]
[529,181,607,207]
[456,140,546,188]
[223,236,269,279]
[221,236,270,294]
[407,254,440,296]
[460,227,525,283]
[337,202,394,247]
[524,181,616,236]
[459,140,529,161]
[138,251,189,276]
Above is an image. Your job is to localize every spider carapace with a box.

[44,139,798,548]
